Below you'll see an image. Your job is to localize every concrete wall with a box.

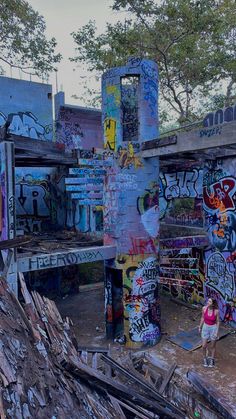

[0,76,53,140]
[55,92,103,150]
[103,58,161,347]
[15,167,66,234]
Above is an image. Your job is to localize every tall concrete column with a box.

[103,58,161,347]
[0,141,17,294]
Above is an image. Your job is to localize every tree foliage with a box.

[71,0,236,124]
[0,0,61,77]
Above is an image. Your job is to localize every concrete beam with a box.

[17,245,116,272]
[141,121,236,158]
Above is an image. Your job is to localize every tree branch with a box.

[0,57,36,74]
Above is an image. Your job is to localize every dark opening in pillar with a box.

[121,75,140,142]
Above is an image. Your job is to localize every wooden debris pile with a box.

[0,274,187,419]
[16,231,103,255]
[0,275,116,418]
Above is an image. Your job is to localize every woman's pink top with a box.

[204,307,217,325]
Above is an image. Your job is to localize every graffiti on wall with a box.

[115,255,161,346]
[56,108,84,149]
[15,171,64,233]
[56,107,103,150]
[160,247,205,304]
[203,103,236,127]
[160,168,203,226]
[205,250,236,322]
[0,111,52,140]
[206,252,235,301]
[203,169,236,252]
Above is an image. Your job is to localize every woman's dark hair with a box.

[212,299,218,309]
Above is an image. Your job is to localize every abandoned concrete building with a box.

[0,58,236,418]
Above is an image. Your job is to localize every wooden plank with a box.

[77,346,109,354]
[17,245,116,272]
[159,278,195,286]
[81,350,88,365]
[67,192,103,199]
[70,197,103,205]
[78,158,111,167]
[0,237,32,250]
[61,357,184,418]
[187,371,235,419]
[92,353,98,370]
[2,249,13,279]
[111,397,156,419]
[109,396,126,419]
[100,354,174,406]
[160,235,208,249]
[65,184,102,191]
[69,168,106,175]
[65,177,103,184]
[159,363,177,395]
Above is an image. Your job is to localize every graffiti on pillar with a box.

[137,181,159,238]
[139,59,158,118]
[0,155,6,240]
[104,118,116,151]
[0,111,52,140]
[116,255,161,346]
[117,142,143,169]
[103,85,120,152]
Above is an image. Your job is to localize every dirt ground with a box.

[56,284,236,416]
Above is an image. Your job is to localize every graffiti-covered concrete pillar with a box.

[102,58,161,347]
[0,142,17,294]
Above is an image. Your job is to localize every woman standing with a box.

[199,298,220,367]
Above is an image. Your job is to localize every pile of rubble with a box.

[0,273,186,419]
[0,274,116,418]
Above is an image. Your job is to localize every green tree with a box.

[0,0,61,77]
[71,0,236,125]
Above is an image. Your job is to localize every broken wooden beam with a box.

[108,396,126,419]
[159,362,177,395]
[61,357,184,418]
[101,354,166,402]
[0,237,32,250]
[187,370,235,419]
